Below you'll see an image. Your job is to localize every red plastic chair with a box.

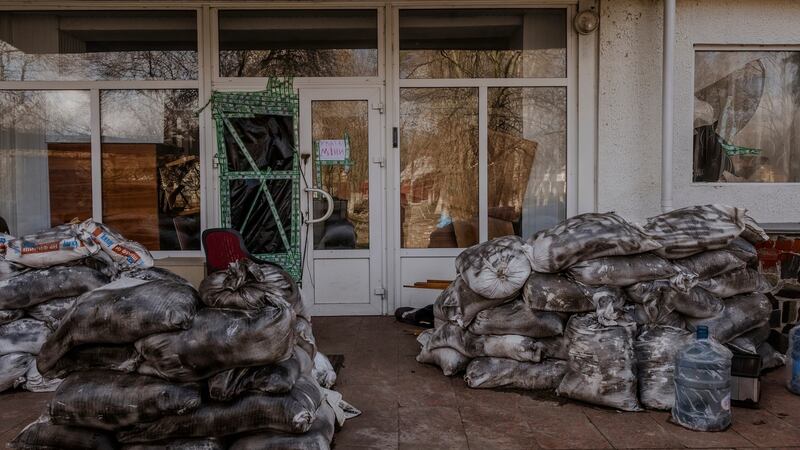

[202,228,268,273]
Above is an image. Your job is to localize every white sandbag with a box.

[697,268,772,298]
[455,236,532,299]
[465,357,567,390]
[567,254,678,286]
[529,212,661,273]
[5,224,100,268]
[26,297,77,330]
[0,352,33,392]
[522,272,595,313]
[643,205,746,259]
[435,276,508,327]
[313,352,337,389]
[685,293,772,343]
[0,318,50,356]
[634,325,693,410]
[468,334,546,363]
[79,219,154,269]
[674,249,746,280]
[467,299,565,338]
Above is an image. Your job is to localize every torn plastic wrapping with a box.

[635,326,693,410]
[567,254,678,287]
[455,236,533,299]
[643,205,746,259]
[685,293,772,343]
[465,357,567,390]
[672,335,733,431]
[223,115,294,173]
[467,298,565,338]
[0,266,108,310]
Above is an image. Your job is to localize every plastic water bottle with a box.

[789,325,800,395]
[672,325,733,431]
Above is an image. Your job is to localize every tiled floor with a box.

[1,316,799,449]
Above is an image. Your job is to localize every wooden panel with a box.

[47,143,92,227]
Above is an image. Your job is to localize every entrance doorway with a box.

[300,88,385,315]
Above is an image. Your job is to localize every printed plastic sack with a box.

[416,329,470,376]
[26,297,77,330]
[136,301,294,381]
[5,224,100,268]
[0,318,50,356]
[200,259,303,315]
[685,293,772,343]
[209,346,312,401]
[37,280,200,375]
[467,299,565,338]
[435,276,508,327]
[0,266,108,310]
[9,414,116,450]
[122,439,225,450]
[643,205,746,259]
[557,313,641,411]
[674,249,746,280]
[455,236,532,299]
[0,352,33,392]
[79,219,154,269]
[50,370,202,431]
[0,233,12,255]
[45,344,141,379]
[567,254,679,287]
[529,212,661,273]
[229,402,336,450]
[313,352,337,389]
[726,324,770,355]
[465,357,567,390]
[0,309,23,326]
[697,268,772,298]
[634,325,693,410]
[117,376,324,443]
[522,272,595,313]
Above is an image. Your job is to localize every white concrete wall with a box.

[598,0,800,223]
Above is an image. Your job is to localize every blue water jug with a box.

[789,324,800,395]
[672,325,733,431]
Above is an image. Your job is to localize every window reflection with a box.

[101,90,200,251]
[400,88,479,248]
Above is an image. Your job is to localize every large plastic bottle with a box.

[789,324,800,395]
[672,325,733,431]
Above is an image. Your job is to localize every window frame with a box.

[0,7,205,257]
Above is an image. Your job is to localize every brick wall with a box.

[757,237,800,334]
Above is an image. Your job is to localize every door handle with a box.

[304,188,334,224]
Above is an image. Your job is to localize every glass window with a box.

[0,11,197,81]
[694,50,800,182]
[101,89,200,251]
[0,90,91,236]
[400,88,479,248]
[488,87,567,238]
[399,9,566,79]
[218,9,378,77]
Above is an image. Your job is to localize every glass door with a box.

[300,88,383,315]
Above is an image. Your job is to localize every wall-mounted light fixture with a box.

[573,8,600,35]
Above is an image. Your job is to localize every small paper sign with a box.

[318,139,348,161]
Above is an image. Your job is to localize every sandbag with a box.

[0,266,108,310]
[0,257,26,282]
[45,345,141,379]
[468,334,546,363]
[416,329,470,376]
[757,342,786,371]
[117,376,324,443]
[0,309,23,326]
[727,323,771,355]
[136,302,295,381]
[200,259,300,312]
[741,214,769,243]
[464,357,566,390]
[5,225,100,268]
[37,280,200,374]
[567,254,678,287]
[295,316,318,360]
[529,212,661,273]
[122,439,225,450]
[0,352,32,392]
[436,276,508,327]
[468,299,565,338]
[726,237,759,266]
[674,249,746,279]
[124,267,191,285]
[50,370,201,431]
[26,297,77,329]
[643,205,746,259]
[79,219,154,269]
[0,318,50,356]
[634,325,693,410]
[313,352,337,389]
[685,293,772,343]
[697,268,772,298]
[623,302,684,328]
[23,362,61,393]
[9,415,116,450]
[557,313,641,411]
[667,288,723,319]
[455,236,532,299]
[209,346,313,400]
[229,402,336,450]
[522,272,595,313]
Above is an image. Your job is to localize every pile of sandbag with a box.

[10,259,353,450]
[0,220,154,394]
[420,205,782,412]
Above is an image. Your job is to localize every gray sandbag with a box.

[464,357,567,390]
[50,370,201,431]
[634,325,693,410]
[208,346,313,400]
[229,402,336,450]
[0,318,50,356]
[122,439,225,450]
[727,323,771,355]
[590,286,629,327]
[200,259,303,315]
[698,268,772,298]
[758,342,786,371]
[0,266,108,310]
[0,352,32,392]
[0,309,23,326]
[45,345,141,379]
[468,299,565,338]
[741,214,769,243]
[626,280,722,319]
[9,414,116,450]
[124,267,191,285]
[312,352,337,389]
[726,237,759,266]
[643,204,746,259]
[0,257,26,282]
[674,249,746,279]
[416,329,470,376]
[557,313,641,411]
[23,362,61,393]
[455,236,532,299]
[530,212,661,273]
[136,301,295,381]
[685,293,772,343]
[567,254,678,286]
[295,316,318,360]
[623,302,684,328]
[26,297,77,329]
[117,375,324,443]
[522,272,595,313]
[37,280,200,374]
[426,322,567,362]
[435,276,508,327]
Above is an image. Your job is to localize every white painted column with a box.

[661,0,675,212]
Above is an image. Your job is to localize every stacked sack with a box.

[10,258,353,449]
[0,220,153,394]
[419,205,782,412]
